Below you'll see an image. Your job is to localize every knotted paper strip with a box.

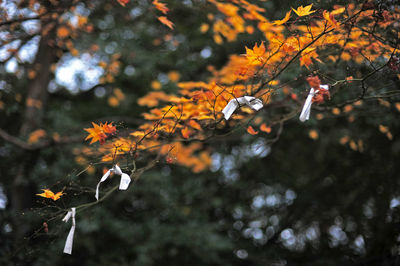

[62,207,76,255]
[95,165,132,200]
[222,96,263,120]
[299,85,329,122]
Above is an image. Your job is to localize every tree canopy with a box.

[1,0,400,265]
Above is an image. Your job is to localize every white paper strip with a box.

[95,165,132,200]
[63,207,76,255]
[222,96,263,120]
[113,165,123,175]
[299,85,329,122]
[95,170,111,200]
[119,173,131,190]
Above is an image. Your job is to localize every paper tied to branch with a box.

[222,96,263,120]
[62,207,76,255]
[299,85,329,122]
[95,165,132,200]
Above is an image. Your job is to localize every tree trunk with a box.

[11,29,58,240]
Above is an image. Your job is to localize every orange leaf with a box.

[188,120,202,130]
[117,0,129,6]
[157,16,174,29]
[247,126,259,135]
[36,189,64,201]
[56,26,69,38]
[306,75,321,89]
[273,10,291,25]
[84,122,116,144]
[153,0,169,14]
[260,123,271,133]
[102,121,117,134]
[309,129,319,140]
[181,127,190,139]
[245,42,266,65]
[28,129,47,144]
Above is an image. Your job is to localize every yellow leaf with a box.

[292,4,316,17]
[273,10,291,25]
[331,7,345,15]
[200,23,209,33]
[36,189,64,201]
[151,80,162,90]
[168,71,180,82]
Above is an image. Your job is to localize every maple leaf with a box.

[247,126,259,135]
[312,89,330,104]
[323,10,339,27]
[117,0,129,6]
[157,16,174,29]
[188,120,202,130]
[292,4,316,17]
[260,123,271,133]
[181,127,191,139]
[306,76,321,89]
[36,189,64,201]
[85,122,107,144]
[153,0,169,15]
[84,122,116,144]
[102,121,117,134]
[273,10,291,25]
[245,42,266,65]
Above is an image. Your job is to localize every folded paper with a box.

[299,85,329,122]
[95,165,132,200]
[222,96,263,120]
[63,207,76,255]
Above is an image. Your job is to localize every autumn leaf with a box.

[153,0,169,15]
[36,189,64,201]
[306,76,321,89]
[102,121,117,134]
[292,4,316,17]
[323,10,339,27]
[28,129,47,144]
[312,89,330,104]
[247,126,259,135]
[260,123,271,133]
[158,16,174,29]
[273,10,291,25]
[84,122,116,144]
[117,0,129,6]
[309,129,319,140]
[188,120,202,130]
[57,26,70,38]
[245,42,266,65]
[181,127,191,139]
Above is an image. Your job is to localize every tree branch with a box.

[0,128,83,151]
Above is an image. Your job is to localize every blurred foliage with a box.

[1,0,400,265]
